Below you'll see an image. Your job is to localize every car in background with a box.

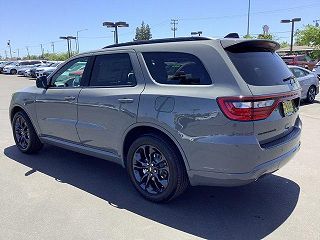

[35,61,63,78]
[42,69,55,77]
[281,54,316,70]
[0,61,14,73]
[288,65,319,103]
[2,60,46,74]
[18,63,46,75]
[312,61,320,77]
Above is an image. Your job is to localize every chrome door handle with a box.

[118,98,134,103]
[64,96,76,101]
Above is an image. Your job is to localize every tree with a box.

[295,24,320,59]
[243,34,255,39]
[134,21,152,41]
[280,41,289,48]
[257,34,273,40]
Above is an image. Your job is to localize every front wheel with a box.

[306,86,316,103]
[10,69,17,75]
[126,134,189,202]
[12,111,43,154]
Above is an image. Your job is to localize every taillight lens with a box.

[217,96,281,121]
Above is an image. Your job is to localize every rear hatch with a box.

[221,40,301,146]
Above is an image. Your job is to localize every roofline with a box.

[103,37,213,49]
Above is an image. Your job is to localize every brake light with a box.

[217,92,299,121]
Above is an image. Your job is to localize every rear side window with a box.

[90,53,136,87]
[290,68,308,78]
[142,52,212,85]
[227,51,293,86]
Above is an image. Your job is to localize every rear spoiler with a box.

[221,39,280,53]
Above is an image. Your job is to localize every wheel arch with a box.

[122,123,190,170]
[10,104,41,135]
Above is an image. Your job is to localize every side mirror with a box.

[36,76,48,89]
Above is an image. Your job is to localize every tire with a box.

[12,111,43,154]
[126,134,189,203]
[306,86,316,103]
[10,69,17,75]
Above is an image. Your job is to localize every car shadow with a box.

[300,99,320,106]
[4,145,300,240]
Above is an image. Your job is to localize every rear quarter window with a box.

[227,51,293,86]
[142,52,212,85]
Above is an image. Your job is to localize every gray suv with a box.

[10,37,302,202]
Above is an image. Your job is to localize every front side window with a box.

[89,53,136,87]
[142,52,212,85]
[50,57,88,88]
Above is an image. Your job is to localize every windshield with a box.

[227,51,293,86]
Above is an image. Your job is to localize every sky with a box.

[0,0,319,58]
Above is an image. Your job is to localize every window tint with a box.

[227,51,293,86]
[142,52,212,85]
[90,53,136,87]
[51,57,88,88]
[290,68,308,78]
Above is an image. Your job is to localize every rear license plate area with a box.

[282,100,295,117]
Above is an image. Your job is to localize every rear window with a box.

[227,51,293,86]
[142,52,212,85]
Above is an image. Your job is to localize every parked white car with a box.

[2,60,46,74]
[288,65,319,103]
[35,61,63,78]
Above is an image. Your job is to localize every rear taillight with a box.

[217,92,300,121]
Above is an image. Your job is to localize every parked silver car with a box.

[9,37,302,202]
[288,65,319,103]
[3,60,46,74]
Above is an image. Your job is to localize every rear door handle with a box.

[118,98,134,103]
[64,96,76,101]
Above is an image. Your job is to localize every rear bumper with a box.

[188,141,300,186]
[186,117,302,187]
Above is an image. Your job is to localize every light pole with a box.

[103,21,129,44]
[40,44,44,59]
[7,40,12,59]
[111,30,116,43]
[171,19,178,38]
[281,18,301,54]
[25,46,30,59]
[191,31,203,36]
[60,36,77,58]
[76,28,88,53]
[246,0,251,37]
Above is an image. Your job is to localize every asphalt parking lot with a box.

[0,74,319,240]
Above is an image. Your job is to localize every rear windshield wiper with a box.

[282,76,295,82]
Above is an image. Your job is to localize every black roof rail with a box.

[103,37,212,49]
